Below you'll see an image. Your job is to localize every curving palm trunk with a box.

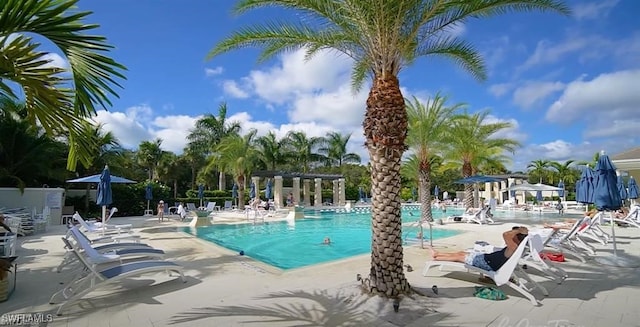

[219,171,226,191]
[364,75,410,297]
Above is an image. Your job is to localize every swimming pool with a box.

[183,209,461,270]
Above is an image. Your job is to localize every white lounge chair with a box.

[521,233,568,284]
[577,212,610,246]
[422,235,548,306]
[542,217,593,262]
[50,236,186,316]
[602,205,640,229]
[73,212,133,236]
[56,227,161,272]
[93,207,133,230]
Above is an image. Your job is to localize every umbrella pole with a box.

[420,222,424,249]
[147,200,150,211]
[102,205,106,236]
[610,211,618,257]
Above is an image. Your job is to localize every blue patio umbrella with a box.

[617,175,628,205]
[411,187,417,201]
[198,184,204,207]
[434,185,440,200]
[592,152,635,267]
[67,174,135,184]
[358,187,364,202]
[628,177,639,200]
[576,166,595,204]
[96,166,113,234]
[265,179,273,200]
[536,190,543,202]
[249,182,256,199]
[145,184,153,211]
[557,181,565,198]
[509,182,516,198]
[232,183,238,206]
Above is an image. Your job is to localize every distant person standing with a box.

[157,200,165,222]
[287,192,294,207]
[555,199,564,215]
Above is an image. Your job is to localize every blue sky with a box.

[63,0,640,170]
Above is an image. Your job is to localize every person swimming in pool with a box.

[322,237,331,245]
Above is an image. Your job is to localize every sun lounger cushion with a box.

[100,261,182,279]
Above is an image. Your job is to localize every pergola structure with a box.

[612,147,640,180]
[250,170,345,208]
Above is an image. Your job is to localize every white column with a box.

[303,179,311,206]
[292,177,301,205]
[339,178,346,206]
[314,178,322,206]
[274,176,283,208]
[333,180,339,205]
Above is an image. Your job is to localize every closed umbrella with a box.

[265,179,273,200]
[628,177,639,204]
[358,187,364,202]
[536,190,543,203]
[249,182,256,199]
[411,187,417,202]
[232,183,238,206]
[557,181,565,198]
[617,175,628,206]
[576,167,595,204]
[145,184,153,212]
[96,166,113,235]
[434,185,439,200]
[198,184,205,208]
[593,152,637,267]
[509,182,516,199]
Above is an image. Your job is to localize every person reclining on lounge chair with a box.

[427,226,528,272]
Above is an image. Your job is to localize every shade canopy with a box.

[594,154,622,211]
[67,174,136,184]
[628,177,639,199]
[455,175,504,184]
[96,167,113,207]
[508,182,562,192]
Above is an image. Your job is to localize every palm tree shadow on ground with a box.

[168,287,447,326]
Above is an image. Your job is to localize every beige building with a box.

[612,147,640,180]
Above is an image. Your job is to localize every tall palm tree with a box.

[549,160,577,188]
[208,0,569,298]
[318,132,361,168]
[406,94,461,223]
[187,102,242,189]
[444,111,520,208]
[137,139,164,181]
[1,0,126,171]
[209,130,261,210]
[282,131,324,173]
[527,159,551,183]
[255,131,287,170]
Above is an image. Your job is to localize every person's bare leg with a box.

[427,246,467,263]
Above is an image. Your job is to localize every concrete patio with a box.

[1,212,639,326]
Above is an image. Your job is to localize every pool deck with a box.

[2,210,640,326]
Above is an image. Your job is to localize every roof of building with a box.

[251,170,344,180]
[612,147,640,161]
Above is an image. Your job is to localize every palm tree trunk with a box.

[218,171,225,190]
[419,162,433,223]
[173,180,178,198]
[363,74,410,298]
[237,175,245,210]
[462,162,474,209]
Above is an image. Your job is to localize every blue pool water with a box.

[183,209,461,270]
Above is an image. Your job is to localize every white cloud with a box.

[205,66,224,76]
[483,115,528,143]
[152,115,199,153]
[222,80,249,98]
[512,81,565,109]
[573,0,619,20]
[517,33,640,74]
[545,69,640,126]
[41,53,69,70]
[488,83,513,97]
[289,84,367,127]
[94,110,152,149]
